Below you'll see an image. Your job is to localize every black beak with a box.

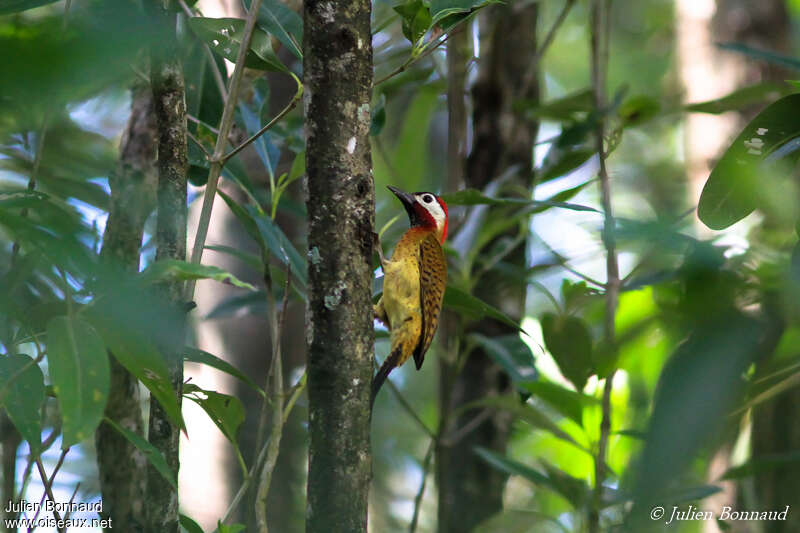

[387,186,419,224]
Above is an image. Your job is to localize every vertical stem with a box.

[303,0,375,529]
[147,2,188,531]
[589,1,618,532]
[185,0,264,302]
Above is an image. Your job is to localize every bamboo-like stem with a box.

[255,269,291,533]
[588,1,618,532]
[185,0,265,302]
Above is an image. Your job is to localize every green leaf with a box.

[393,0,432,45]
[521,380,598,426]
[475,447,589,508]
[538,148,595,183]
[720,451,800,481]
[140,259,257,291]
[249,206,308,289]
[104,416,177,491]
[540,313,593,391]
[205,290,267,319]
[517,89,593,121]
[86,310,186,433]
[466,395,587,453]
[184,347,264,397]
[618,95,660,127]
[0,0,59,14]
[246,0,303,59]
[718,42,800,71]
[180,514,205,533]
[188,17,288,72]
[204,245,263,272]
[440,188,597,212]
[184,384,245,446]
[698,93,800,229]
[0,354,45,453]
[429,0,501,27]
[46,317,110,448]
[216,522,246,533]
[685,82,790,114]
[443,286,523,332]
[468,333,536,387]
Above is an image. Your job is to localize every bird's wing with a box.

[413,233,447,369]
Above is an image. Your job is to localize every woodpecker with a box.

[372,186,448,403]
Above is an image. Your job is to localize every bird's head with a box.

[388,186,448,243]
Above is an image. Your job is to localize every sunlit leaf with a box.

[184,384,245,446]
[394,0,432,45]
[47,316,110,448]
[0,354,45,453]
[540,312,593,391]
[188,17,288,72]
[521,380,599,426]
[104,416,177,490]
[698,94,800,229]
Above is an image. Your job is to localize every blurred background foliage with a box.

[3,0,800,532]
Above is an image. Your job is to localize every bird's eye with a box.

[422,194,433,203]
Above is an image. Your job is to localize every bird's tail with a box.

[371,346,402,405]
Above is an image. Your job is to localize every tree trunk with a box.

[95,82,156,532]
[437,4,539,532]
[303,0,375,531]
[147,3,188,531]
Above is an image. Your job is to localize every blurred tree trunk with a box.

[94,82,156,532]
[712,3,798,530]
[147,2,188,531]
[303,0,374,530]
[1,415,21,533]
[437,3,539,532]
[678,1,793,531]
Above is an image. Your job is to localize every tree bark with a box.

[303,0,374,530]
[94,82,156,532]
[147,3,188,531]
[437,3,539,532]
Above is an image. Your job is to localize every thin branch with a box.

[187,113,220,134]
[408,441,435,533]
[185,0,265,302]
[61,482,81,522]
[588,1,618,532]
[186,130,211,158]
[222,78,303,164]
[34,450,69,532]
[386,380,436,439]
[11,121,48,264]
[520,0,576,98]
[375,22,468,87]
[439,407,493,447]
